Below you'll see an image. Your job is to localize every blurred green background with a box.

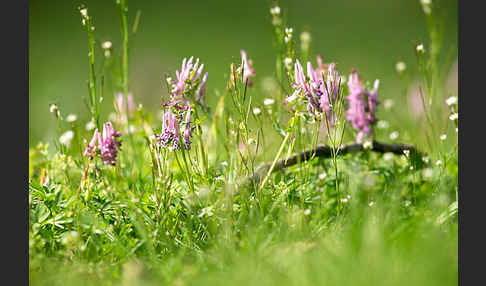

[29,0,457,146]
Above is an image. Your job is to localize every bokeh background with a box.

[29,0,458,146]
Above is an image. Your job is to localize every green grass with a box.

[29,0,458,285]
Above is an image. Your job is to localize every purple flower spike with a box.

[158,109,181,151]
[367,80,380,123]
[345,69,379,143]
[83,122,122,165]
[286,56,339,119]
[99,122,122,165]
[240,50,256,86]
[166,57,208,109]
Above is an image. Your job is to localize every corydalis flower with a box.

[157,103,195,151]
[240,50,256,86]
[158,109,181,151]
[285,56,340,118]
[345,69,380,143]
[166,56,208,110]
[83,122,122,165]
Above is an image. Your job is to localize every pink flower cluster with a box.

[84,121,122,165]
[345,69,380,143]
[158,57,206,151]
[285,56,340,118]
[157,102,195,151]
[166,56,208,109]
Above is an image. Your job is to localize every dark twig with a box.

[241,140,419,187]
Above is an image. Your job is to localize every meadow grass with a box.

[29,1,457,285]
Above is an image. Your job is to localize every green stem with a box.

[193,106,208,175]
[259,131,291,191]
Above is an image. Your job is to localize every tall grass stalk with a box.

[79,6,101,129]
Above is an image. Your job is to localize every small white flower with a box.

[383,99,394,110]
[449,113,458,121]
[446,96,457,106]
[253,107,262,116]
[377,120,389,129]
[284,35,292,43]
[440,134,447,141]
[319,172,327,180]
[409,166,414,170]
[404,200,412,207]
[59,130,74,147]
[285,27,293,34]
[101,41,112,49]
[389,131,399,140]
[270,6,281,15]
[363,141,373,150]
[247,138,256,145]
[284,57,293,70]
[66,114,77,123]
[422,156,430,163]
[455,128,458,133]
[395,61,407,73]
[383,152,394,161]
[420,0,432,14]
[49,104,58,113]
[416,44,425,53]
[369,201,375,207]
[221,161,228,167]
[403,149,410,157]
[85,120,96,131]
[80,8,88,17]
[264,98,275,106]
[341,198,349,203]
[304,209,311,216]
[436,160,443,166]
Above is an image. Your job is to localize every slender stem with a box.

[259,131,291,191]
[193,106,208,175]
[120,0,129,98]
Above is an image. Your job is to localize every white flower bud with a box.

[416,44,425,53]
[395,61,406,73]
[446,96,457,106]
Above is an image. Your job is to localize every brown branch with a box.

[241,140,420,187]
